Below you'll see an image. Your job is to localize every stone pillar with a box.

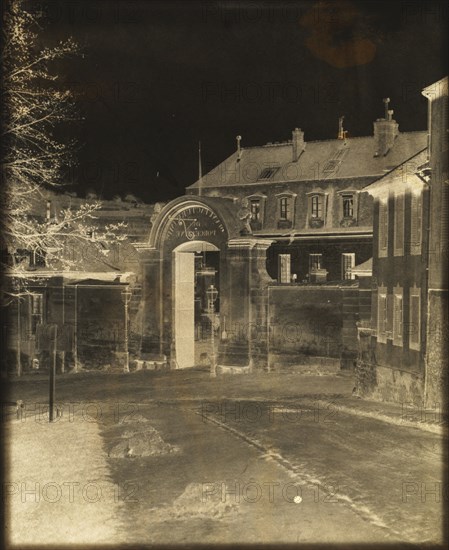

[136,246,164,355]
[218,238,274,372]
[249,240,274,371]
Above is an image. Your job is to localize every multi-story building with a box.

[137,104,427,372]
[3,191,160,375]
[187,105,426,284]
[357,76,448,408]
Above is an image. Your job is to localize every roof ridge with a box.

[239,130,427,150]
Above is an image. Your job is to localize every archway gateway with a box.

[172,240,219,369]
[135,195,274,372]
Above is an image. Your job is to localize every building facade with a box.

[136,104,427,373]
[3,192,160,375]
[356,77,448,409]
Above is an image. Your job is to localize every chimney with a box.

[236,135,242,161]
[373,98,399,156]
[292,128,305,162]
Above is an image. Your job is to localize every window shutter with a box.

[278,254,291,283]
[411,193,422,254]
[386,293,393,335]
[409,293,421,349]
[393,294,403,344]
[379,202,388,255]
[377,294,387,340]
[441,183,449,248]
[395,194,404,253]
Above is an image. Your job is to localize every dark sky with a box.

[38,0,448,202]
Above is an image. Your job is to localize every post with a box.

[49,324,57,422]
[210,298,216,377]
[17,291,21,377]
[206,284,218,378]
[74,284,78,372]
[121,287,132,373]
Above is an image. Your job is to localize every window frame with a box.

[275,191,297,225]
[250,199,261,222]
[392,287,404,347]
[309,253,322,272]
[341,253,356,280]
[311,194,323,219]
[29,293,44,338]
[342,194,354,218]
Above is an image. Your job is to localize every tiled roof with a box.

[364,149,429,199]
[188,132,427,189]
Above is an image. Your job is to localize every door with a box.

[173,251,195,368]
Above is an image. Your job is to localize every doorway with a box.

[172,241,219,368]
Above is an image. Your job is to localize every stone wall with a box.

[267,284,362,371]
[425,290,449,411]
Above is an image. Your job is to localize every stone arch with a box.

[148,195,240,252]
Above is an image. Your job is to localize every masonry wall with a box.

[267,284,362,372]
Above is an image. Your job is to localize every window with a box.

[410,193,423,255]
[377,289,388,343]
[280,197,290,220]
[311,195,323,218]
[323,159,339,173]
[276,192,296,228]
[259,166,280,180]
[31,294,43,315]
[409,289,421,350]
[394,194,405,256]
[393,289,403,346]
[278,254,291,284]
[30,293,43,335]
[250,199,260,222]
[378,201,388,257]
[309,253,322,272]
[342,194,354,218]
[341,253,355,280]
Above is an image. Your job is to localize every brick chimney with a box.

[373,98,399,156]
[292,128,305,162]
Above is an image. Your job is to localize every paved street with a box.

[4,369,447,546]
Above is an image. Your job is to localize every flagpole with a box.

[198,140,202,197]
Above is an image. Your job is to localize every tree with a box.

[1,0,126,287]
[0,0,126,375]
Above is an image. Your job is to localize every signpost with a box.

[49,325,57,422]
[36,323,74,422]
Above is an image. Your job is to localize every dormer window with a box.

[311,195,323,218]
[275,191,297,229]
[246,193,267,230]
[250,199,260,222]
[337,189,359,227]
[280,197,290,220]
[259,166,280,180]
[342,194,354,218]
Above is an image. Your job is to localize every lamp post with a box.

[121,286,132,373]
[206,284,218,378]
